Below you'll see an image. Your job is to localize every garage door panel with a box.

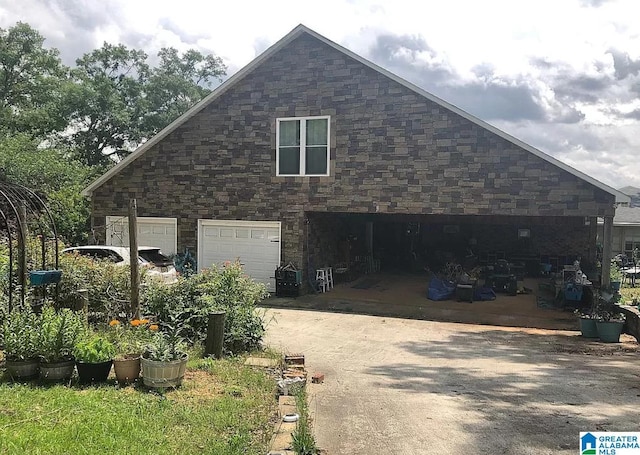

[219,243,234,254]
[198,220,281,292]
[236,245,251,255]
[106,216,177,256]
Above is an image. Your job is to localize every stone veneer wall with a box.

[90,32,615,274]
[619,305,640,342]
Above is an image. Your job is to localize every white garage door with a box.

[198,220,281,292]
[106,216,178,256]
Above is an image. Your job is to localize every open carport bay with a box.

[265,309,640,455]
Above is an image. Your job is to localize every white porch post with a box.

[601,215,613,289]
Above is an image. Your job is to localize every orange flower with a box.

[139,319,150,325]
[109,320,120,326]
[149,324,159,331]
[130,319,141,327]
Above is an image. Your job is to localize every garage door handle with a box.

[270,240,280,243]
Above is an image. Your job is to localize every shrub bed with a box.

[143,261,269,354]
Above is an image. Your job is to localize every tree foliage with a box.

[66,43,150,166]
[66,43,226,166]
[0,135,93,244]
[0,21,227,243]
[0,22,69,138]
[144,48,226,135]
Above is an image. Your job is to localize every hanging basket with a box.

[29,270,62,286]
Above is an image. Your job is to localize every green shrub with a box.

[38,305,86,362]
[142,260,269,354]
[0,236,57,309]
[0,293,7,344]
[106,318,157,357]
[73,334,116,363]
[57,252,136,321]
[1,304,39,360]
[142,322,187,362]
[610,263,622,282]
[0,242,9,300]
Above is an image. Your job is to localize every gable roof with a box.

[612,207,640,225]
[82,25,630,204]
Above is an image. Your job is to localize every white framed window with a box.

[276,116,330,176]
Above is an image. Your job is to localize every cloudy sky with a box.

[2,0,639,190]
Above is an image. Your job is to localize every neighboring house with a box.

[82,25,629,292]
[598,207,640,257]
[619,186,640,207]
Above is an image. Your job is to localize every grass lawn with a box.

[619,286,640,305]
[0,357,277,455]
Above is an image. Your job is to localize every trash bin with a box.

[275,266,302,297]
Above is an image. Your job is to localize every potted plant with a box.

[574,308,599,338]
[141,322,188,388]
[610,263,622,292]
[2,305,40,379]
[108,318,157,384]
[595,307,626,343]
[38,305,85,381]
[73,334,116,383]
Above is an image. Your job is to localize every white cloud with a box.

[1,0,640,188]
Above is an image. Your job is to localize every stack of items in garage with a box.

[484,259,518,296]
[275,263,302,297]
[562,263,592,309]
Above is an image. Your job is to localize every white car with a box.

[61,245,178,284]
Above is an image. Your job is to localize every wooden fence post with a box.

[128,199,140,319]
[205,311,226,359]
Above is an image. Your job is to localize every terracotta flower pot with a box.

[113,354,141,384]
[141,355,188,388]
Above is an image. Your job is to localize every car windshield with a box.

[138,249,173,267]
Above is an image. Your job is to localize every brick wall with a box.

[91,32,614,272]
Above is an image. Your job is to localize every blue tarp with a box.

[427,277,456,301]
[474,286,497,301]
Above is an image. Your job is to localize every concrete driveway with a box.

[264,309,640,455]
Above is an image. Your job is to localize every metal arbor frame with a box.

[0,182,60,311]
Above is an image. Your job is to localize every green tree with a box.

[0,22,69,138]
[0,22,227,244]
[66,44,226,167]
[66,43,150,166]
[144,48,226,133]
[0,135,93,244]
